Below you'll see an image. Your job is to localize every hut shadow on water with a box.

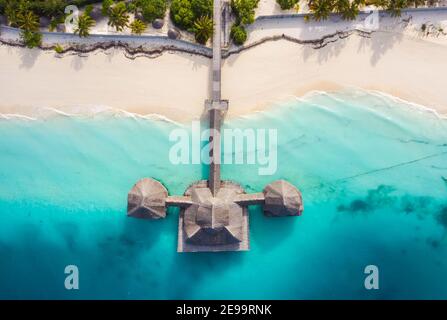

[167,249,245,299]
[248,205,296,251]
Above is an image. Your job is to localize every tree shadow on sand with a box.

[19,47,41,69]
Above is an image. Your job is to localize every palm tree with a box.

[74,13,96,37]
[409,0,424,7]
[193,15,213,45]
[309,0,334,21]
[108,2,130,32]
[16,10,39,32]
[387,0,408,17]
[130,19,147,35]
[335,0,360,21]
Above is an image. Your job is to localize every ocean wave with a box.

[0,106,183,126]
[0,89,445,124]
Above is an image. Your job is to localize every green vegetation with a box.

[334,0,361,20]
[1,1,104,19]
[4,1,42,48]
[17,9,40,31]
[130,18,147,34]
[229,0,259,45]
[21,29,42,48]
[276,0,299,10]
[107,1,129,31]
[308,0,333,21]
[54,43,64,53]
[74,9,95,37]
[302,0,423,22]
[386,0,408,17]
[49,15,64,31]
[230,24,247,45]
[193,14,213,44]
[170,0,212,43]
[130,0,167,23]
[102,0,114,16]
[231,0,258,25]
[0,0,443,48]
[170,0,195,29]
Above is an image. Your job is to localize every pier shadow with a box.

[70,54,89,71]
[166,248,245,299]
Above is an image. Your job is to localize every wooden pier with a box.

[127,0,303,253]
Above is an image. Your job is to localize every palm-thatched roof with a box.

[183,186,243,245]
[168,28,180,40]
[39,17,50,28]
[127,178,168,219]
[263,180,303,216]
[152,19,164,29]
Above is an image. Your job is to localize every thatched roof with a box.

[56,23,66,33]
[152,19,164,29]
[135,13,144,21]
[39,17,50,28]
[89,7,104,21]
[184,186,243,245]
[263,180,303,216]
[127,178,168,219]
[168,28,180,40]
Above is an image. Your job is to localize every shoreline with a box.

[1,14,447,122]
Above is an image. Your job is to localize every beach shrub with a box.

[191,0,212,18]
[20,30,42,48]
[386,0,408,17]
[193,14,213,44]
[276,0,298,10]
[17,9,40,31]
[130,18,147,34]
[170,0,212,43]
[0,0,7,15]
[230,24,247,45]
[4,0,26,27]
[31,0,65,17]
[54,43,64,53]
[229,0,258,45]
[410,0,425,7]
[170,0,195,29]
[138,0,167,23]
[231,0,259,25]
[108,1,129,31]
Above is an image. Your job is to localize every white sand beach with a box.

[0,10,447,121]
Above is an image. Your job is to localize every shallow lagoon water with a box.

[1,90,447,299]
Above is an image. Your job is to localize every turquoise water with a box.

[1,90,447,299]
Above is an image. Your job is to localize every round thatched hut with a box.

[152,19,164,29]
[168,28,180,40]
[56,23,66,33]
[263,180,303,217]
[183,186,243,245]
[127,178,168,219]
[89,7,104,21]
[39,17,50,28]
